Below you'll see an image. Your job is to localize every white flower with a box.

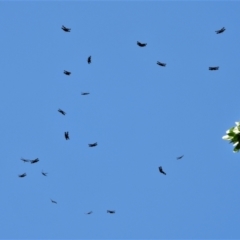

[233,141,239,147]
[222,135,232,140]
[235,122,240,126]
[223,121,240,153]
[233,127,240,134]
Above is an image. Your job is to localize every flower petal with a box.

[222,135,232,140]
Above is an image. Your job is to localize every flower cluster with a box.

[222,122,240,152]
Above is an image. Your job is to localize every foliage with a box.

[222,122,240,152]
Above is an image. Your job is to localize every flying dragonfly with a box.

[88,142,97,147]
[88,56,91,64]
[19,173,27,178]
[64,131,70,140]
[209,66,219,71]
[58,109,66,115]
[85,211,93,215]
[42,171,48,176]
[215,27,225,34]
[30,158,39,164]
[157,61,166,67]
[51,199,57,204]
[63,70,71,75]
[61,25,71,32]
[137,41,147,47]
[21,158,30,163]
[107,210,115,214]
[177,155,184,160]
[159,166,166,175]
[81,92,90,95]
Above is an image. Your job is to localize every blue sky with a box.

[1,1,240,239]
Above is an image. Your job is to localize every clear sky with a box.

[1,1,240,239]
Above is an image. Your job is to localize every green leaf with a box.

[233,144,240,152]
[229,133,240,142]
[228,132,236,137]
[226,127,235,134]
